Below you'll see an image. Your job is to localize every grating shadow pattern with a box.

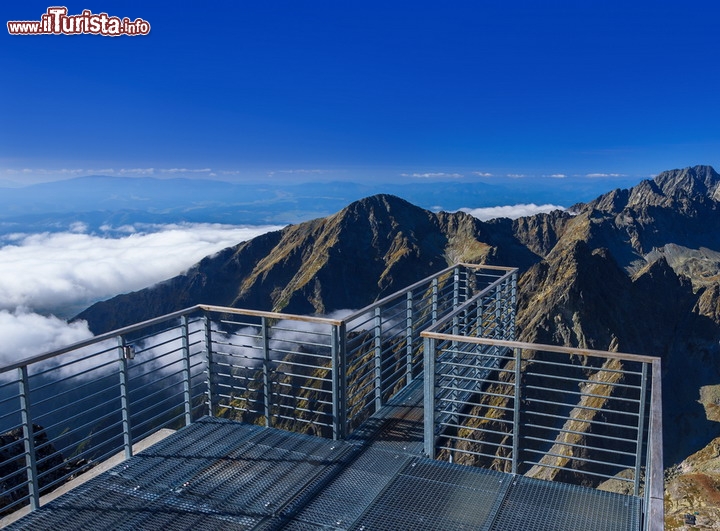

[488,476,642,531]
[5,418,354,531]
[349,457,510,531]
[6,416,643,531]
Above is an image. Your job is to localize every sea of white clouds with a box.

[458,203,565,221]
[0,223,282,364]
[0,203,566,366]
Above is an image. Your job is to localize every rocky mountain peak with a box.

[654,164,720,199]
[581,165,720,214]
[627,165,720,209]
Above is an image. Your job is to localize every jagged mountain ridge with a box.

[76,194,552,332]
[76,165,720,470]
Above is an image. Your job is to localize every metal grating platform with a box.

[6,412,642,530]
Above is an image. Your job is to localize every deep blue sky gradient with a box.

[3,1,720,186]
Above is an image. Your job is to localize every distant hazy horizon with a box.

[4,3,720,187]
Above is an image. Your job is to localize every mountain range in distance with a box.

[13,165,720,526]
[75,165,720,470]
[0,173,642,235]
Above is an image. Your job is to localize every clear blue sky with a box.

[2,1,720,185]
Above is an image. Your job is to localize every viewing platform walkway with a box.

[5,383,642,530]
[0,264,662,530]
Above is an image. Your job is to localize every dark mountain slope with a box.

[75,165,720,469]
[77,194,549,332]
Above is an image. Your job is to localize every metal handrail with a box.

[421,330,663,527]
[0,262,661,529]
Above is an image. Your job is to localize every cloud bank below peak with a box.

[458,203,565,221]
[0,223,282,318]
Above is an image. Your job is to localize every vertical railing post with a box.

[634,362,649,496]
[423,336,436,459]
[203,314,214,416]
[431,278,439,324]
[180,315,192,426]
[476,295,484,338]
[406,291,414,385]
[18,366,39,511]
[512,347,522,475]
[373,306,383,411]
[464,266,472,301]
[117,336,133,460]
[509,271,518,341]
[331,322,347,440]
[494,282,503,340]
[646,359,664,531]
[453,266,460,308]
[261,317,271,428]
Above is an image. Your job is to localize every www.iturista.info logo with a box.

[7,6,150,36]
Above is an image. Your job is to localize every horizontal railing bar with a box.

[422,333,659,364]
[0,304,346,375]
[522,459,634,482]
[344,264,474,322]
[49,419,125,464]
[131,408,185,436]
[29,358,118,394]
[437,445,513,462]
[268,413,332,426]
[525,398,641,418]
[524,375,643,394]
[523,447,636,469]
[200,305,343,326]
[272,392,332,406]
[34,393,121,434]
[271,370,330,383]
[30,372,119,412]
[439,409,515,424]
[440,434,513,450]
[272,383,333,397]
[129,377,185,404]
[269,348,331,360]
[440,421,513,435]
[429,280,516,333]
[524,384,642,404]
[522,436,638,458]
[525,409,640,430]
[347,378,377,402]
[1,308,206,374]
[522,423,639,444]
[348,356,376,376]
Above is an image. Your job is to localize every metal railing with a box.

[421,287,663,530]
[341,264,514,434]
[0,261,662,529]
[0,263,511,517]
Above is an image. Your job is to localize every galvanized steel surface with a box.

[6,417,641,531]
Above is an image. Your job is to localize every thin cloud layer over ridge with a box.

[0,223,282,364]
[0,309,95,365]
[0,223,282,316]
[459,203,565,221]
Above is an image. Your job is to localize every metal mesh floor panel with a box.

[488,476,642,531]
[287,447,413,528]
[349,458,510,531]
[5,418,352,531]
[7,416,644,531]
